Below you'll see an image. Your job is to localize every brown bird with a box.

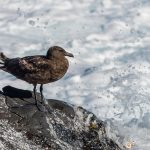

[0,46,74,108]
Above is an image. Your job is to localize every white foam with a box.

[0,0,150,149]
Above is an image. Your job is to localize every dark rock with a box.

[0,86,121,150]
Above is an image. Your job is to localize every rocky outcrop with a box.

[0,86,121,150]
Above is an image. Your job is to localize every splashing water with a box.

[0,0,150,149]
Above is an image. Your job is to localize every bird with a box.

[0,46,74,109]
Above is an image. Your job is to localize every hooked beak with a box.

[65,51,74,57]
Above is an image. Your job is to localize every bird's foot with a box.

[35,102,47,112]
[35,103,41,111]
[40,97,46,105]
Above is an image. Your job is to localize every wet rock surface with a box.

[0,86,121,150]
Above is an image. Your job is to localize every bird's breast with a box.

[49,58,69,82]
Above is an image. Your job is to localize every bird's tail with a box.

[0,52,9,69]
[0,52,8,62]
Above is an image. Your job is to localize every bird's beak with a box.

[65,51,74,57]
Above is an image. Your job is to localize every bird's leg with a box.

[33,84,42,111]
[33,84,41,111]
[33,84,37,105]
[40,84,44,104]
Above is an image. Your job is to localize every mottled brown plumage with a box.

[0,46,74,108]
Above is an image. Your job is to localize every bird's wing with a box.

[19,56,51,73]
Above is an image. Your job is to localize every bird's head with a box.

[46,46,74,59]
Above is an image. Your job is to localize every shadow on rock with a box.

[2,85,32,98]
[0,86,121,150]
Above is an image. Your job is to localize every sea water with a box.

[0,0,150,149]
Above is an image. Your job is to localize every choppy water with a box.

[0,0,150,149]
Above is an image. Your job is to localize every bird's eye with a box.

[59,49,65,53]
